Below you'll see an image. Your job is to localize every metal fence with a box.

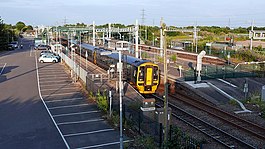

[61,52,89,83]
[183,64,262,81]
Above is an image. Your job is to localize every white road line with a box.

[75,140,132,149]
[35,53,70,149]
[217,78,237,88]
[0,63,7,75]
[40,83,72,87]
[53,110,99,117]
[42,92,80,97]
[40,87,77,91]
[40,80,70,84]
[41,75,69,79]
[38,72,67,75]
[39,71,65,73]
[39,74,68,78]
[48,103,90,110]
[40,77,69,80]
[45,97,83,103]
[64,129,114,137]
[38,68,62,70]
[57,119,104,125]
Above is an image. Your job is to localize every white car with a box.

[39,55,58,63]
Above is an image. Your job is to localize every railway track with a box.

[171,90,265,141]
[153,94,256,148]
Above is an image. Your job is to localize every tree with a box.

[26,25,33,30]
[15,21,26,32]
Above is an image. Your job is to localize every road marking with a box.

[35,53,70,149]
[38,72,67,76]
[40,87,77,91]
[39,70,64,73]
[39,74,68,78]
[64,128,114,137]
[75,140,132,149]
[48,103,90,110]
[45,97,83,103]
[40,83,72,87]
[42,92,80,97]
[0,63,7,75]
[217,78,237,88]
[39,76,69,80]
[53,110,100,117]
[57,119,104,125]
[40,80,70,84]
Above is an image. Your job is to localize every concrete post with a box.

[135,20,139,58]
[93,21,96,46]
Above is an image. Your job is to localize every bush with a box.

[229,99,238,106]
[126,136,158,149]
[96,90,108,112]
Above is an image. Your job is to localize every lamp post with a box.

[152,32,154,46]
[118,50,123,149]
[101,49,124,149]
[79,31,82,67]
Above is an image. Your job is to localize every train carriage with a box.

[75,42,160,94]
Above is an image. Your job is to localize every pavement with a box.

[0,37,129,149]
[0,38,66,148]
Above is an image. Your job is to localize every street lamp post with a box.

[152,33,154,46]
[118,50,123,149]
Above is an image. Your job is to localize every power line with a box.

[141,9,145,25]
[63,17,68,25]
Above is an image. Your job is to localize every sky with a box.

[0,0,264,27]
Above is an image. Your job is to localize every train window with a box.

[153,66,159,80]
[138,66,144,81]
[133,69,137,77]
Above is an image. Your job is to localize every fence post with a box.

[123,103,125,123]
[109,91,112,117]
[159,123,163,148]
[169,125,172,141]
[138,110,141,134]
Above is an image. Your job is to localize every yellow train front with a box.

[126,61,159,94]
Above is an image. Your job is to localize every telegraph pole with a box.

[194,22,198,53]
[160,18,164,56]
[161,19,169,147]
[250,20,254,50]
[135,20,139,58]
[92,21,96,46]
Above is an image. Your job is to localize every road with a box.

[0,38,66,148]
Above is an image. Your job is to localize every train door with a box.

[93,51,97,64]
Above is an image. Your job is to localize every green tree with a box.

[26,25,33,30]
[15,21,26,32]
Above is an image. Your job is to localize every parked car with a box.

[38,55,58,63]
[35,45,50,50]
[8,41,18,50]
[40,50,52,56]
[41,52,61,61]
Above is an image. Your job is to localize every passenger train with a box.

[71,42,160,94]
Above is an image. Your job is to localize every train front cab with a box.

[136,62,159,94]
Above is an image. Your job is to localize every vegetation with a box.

[244,94,265,119]
[0,16,33,51]
[170,54,177,63]
[96,90,108,112]
[165,126,204,148]
[126,136,158,149]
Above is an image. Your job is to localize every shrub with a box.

[96,90,108,112]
